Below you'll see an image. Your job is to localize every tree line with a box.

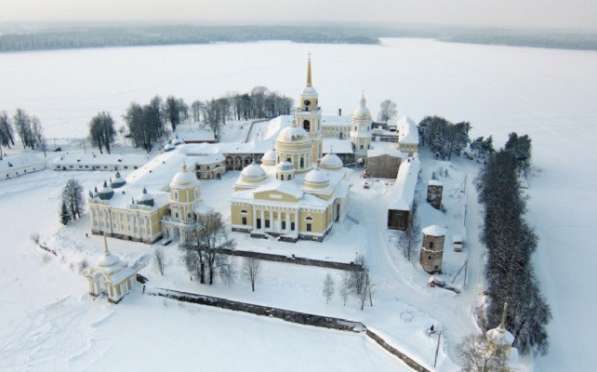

[88,87,292,153]
[477,134,550,355]
[419,116,471,160]
[0,109,46,158]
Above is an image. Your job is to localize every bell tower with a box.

[294,54,322,162]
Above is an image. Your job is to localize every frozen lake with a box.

[1,38,597,370]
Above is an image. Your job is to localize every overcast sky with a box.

[1,0,596,31]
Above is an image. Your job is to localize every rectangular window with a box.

[306,223,312,232]
[265,219,270,228]
[256,218,261,229]
[241,216,247,225]
[291,222,295,231]
[281,221,286,230]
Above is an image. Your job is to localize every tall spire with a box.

[360,91,367,108]
[306,53,312,87]
[499,302,508,329]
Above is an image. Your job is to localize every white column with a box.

[252,205,257,230]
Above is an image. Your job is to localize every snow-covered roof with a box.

[321,114,351,127]
[241,163,267,181]
[174,126,215,143]
[320,153,343,170]
[0,153,46,171]
[396,116,419,145]
[322,138,353,154]
[422,225,447,237]
[261,149,276,165]
[169,164,199,190]
[184,152,225,165]
[52,152,148,166]
[305,168,329,185]
[277,126,309,143]
[367,142,405,158]
[428,179,443,186]
[388,157,420,211]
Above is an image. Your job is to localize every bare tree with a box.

[242,257,261,292]
[193,212,235,285]
[154,248,165,276]
[0,111,15,160]
[340,275,350,306]
[322,273,335,304]
[457,334,512,372]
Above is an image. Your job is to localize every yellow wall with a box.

[298,209,327,234]
[230,203,253,225]
[254,190,298,203]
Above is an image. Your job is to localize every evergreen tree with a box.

[504,132,532,176]
[419,116,471,159]
[478,149,551,355]
[60,201,71,225]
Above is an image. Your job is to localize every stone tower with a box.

[420,225,446,274]
[294,54,322,163]
[427,180,443,209]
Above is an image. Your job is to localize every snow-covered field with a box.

[1,38,596,370]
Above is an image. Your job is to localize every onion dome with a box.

[422,225,447,237]
[275,161,295,181]
[98,181,114,200]
[261,149,277,166]
[302,85,318,98]
[170,163,199,190]
[320,153,343,170]
[304,168,329,189]
[486,303,515,347]
[352,93,372,121]
[241,162,267,183]
[276,126,309,143]
[110,171,126,188]
[137,187,154,207]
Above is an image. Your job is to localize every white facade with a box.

[350,94,372,160]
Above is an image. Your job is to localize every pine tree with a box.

[322,273,335,304]
[60,201,71,225]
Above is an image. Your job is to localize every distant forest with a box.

[1,24,597,52]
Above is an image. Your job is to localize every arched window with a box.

[303,120,310,132]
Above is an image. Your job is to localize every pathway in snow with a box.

[349,156,486,364]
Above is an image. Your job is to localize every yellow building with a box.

[89,163,207,244]
[230,58,350,242]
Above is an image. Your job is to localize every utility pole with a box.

[434,331,442,368]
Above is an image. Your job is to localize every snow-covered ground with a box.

[1,38,596,370]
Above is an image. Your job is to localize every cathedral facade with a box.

[229,57,350,242]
